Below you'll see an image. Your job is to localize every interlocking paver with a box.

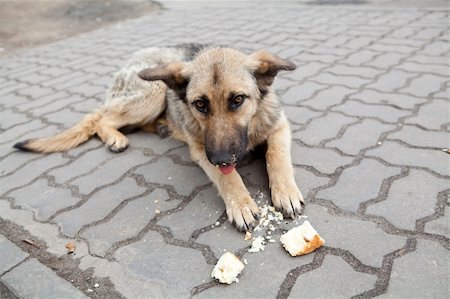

[326,119,395,155]
[317,159,401,212]
[1,258,88,299]
[114,231,211,298]
[291,143,353,174]
[388,125,450,148]
[424,206,450,239]
[82,188,175,257]
[366,170,448,230]
[380,240,449,298]
[53,177,147,237]
[290,255,377,298]
[405,99,450,130]
[0,2,449,298]
[349,89,426,109]
[300,85,355,110]
[294,112,356,145]
[333,100,410,122]
[158,187,225,241]
[9,178,81,221]
[365,141,449,176]
[0,234,29,274]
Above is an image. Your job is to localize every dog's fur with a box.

[14,44,304,231]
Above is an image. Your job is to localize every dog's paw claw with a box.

[270,182,305,219]
[227,195,259,232]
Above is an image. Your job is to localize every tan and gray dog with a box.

[14,44,304,231]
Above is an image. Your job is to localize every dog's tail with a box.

[13,113,102,153]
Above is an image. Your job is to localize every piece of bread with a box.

[211,252,245,284]
[280,221,324,256]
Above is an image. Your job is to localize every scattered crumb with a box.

[94,283,99,288]
[211,252,245,284]
[244,231,252,241]
[215,221,220,226]
[65,242,76,254]
[87,289,93,293]
[248,236,266,253]
[155,209,161,214]
[243,259,248,265]
[154,199,159,203]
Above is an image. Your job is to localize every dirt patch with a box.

[0,0,160,56]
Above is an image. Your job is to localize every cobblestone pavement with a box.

[0,1,449,298]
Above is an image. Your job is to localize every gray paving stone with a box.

[284,106,322,126]
[366,170,449,231]
[0,154,67,195]
[341,49,378,66]
[291,143,353,174]
[380,240,449,299]
[406,99,450,130]
[49,147,112,184]
[195,241,315,299]
[1,258,88,299]
[400,74,448,97]
[0,110,29,129]
[332,100,411,123]
[365,52,406,69]
[310,73,371,89]
[0,93,29,109]
[306,204,407,267]
[350,89,426,109]
[82,188,176,257]
[294,112,356,145]
[366,70,418,93]
[44,108,87,128]
[326,119,395,155]
[397,61,450,77]
[127,132,184,154]
[0,235,29,274]
[54,177,146,237]
[9,178,81,221]
[284,61,326,82]
[0,152,44,177]
[282,82,327,105]
[0,119,44,144]
[290,255,377,298]
[134,157,209,196]
[365,141,449,176]
[424,206,450,239]
[158,187,225,241]
[30,94,86,117]
[417,40,450,56]
[301,86,355,110]
[16,85,53,99]
[388,125,450,148]
[114,231,211,298]
[15,91,69,111]
[317,159,400,212]
[327,65,384,79]
[70,149,151,195]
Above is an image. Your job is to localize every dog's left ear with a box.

[138,62,190,100]
[250,50,296,94]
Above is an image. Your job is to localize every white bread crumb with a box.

[280,221,324,256]
[248,236,266,253]
[211,252,245,284]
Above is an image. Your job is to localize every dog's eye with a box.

[193,99,208,113]
[230,95,246,111]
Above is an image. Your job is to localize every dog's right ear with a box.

[138,62,190,100]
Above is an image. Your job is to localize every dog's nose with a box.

[207,151,236,167]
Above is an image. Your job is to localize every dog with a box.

[14,44,305,231]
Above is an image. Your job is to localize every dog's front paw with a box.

[226,195,259,232]
[270,180,305,218]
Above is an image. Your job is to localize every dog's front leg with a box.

[189,142,259,231]
[266,118,305,218]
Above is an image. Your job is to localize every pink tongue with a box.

[219,165,235,175]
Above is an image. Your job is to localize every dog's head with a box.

[139,47,295,174]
